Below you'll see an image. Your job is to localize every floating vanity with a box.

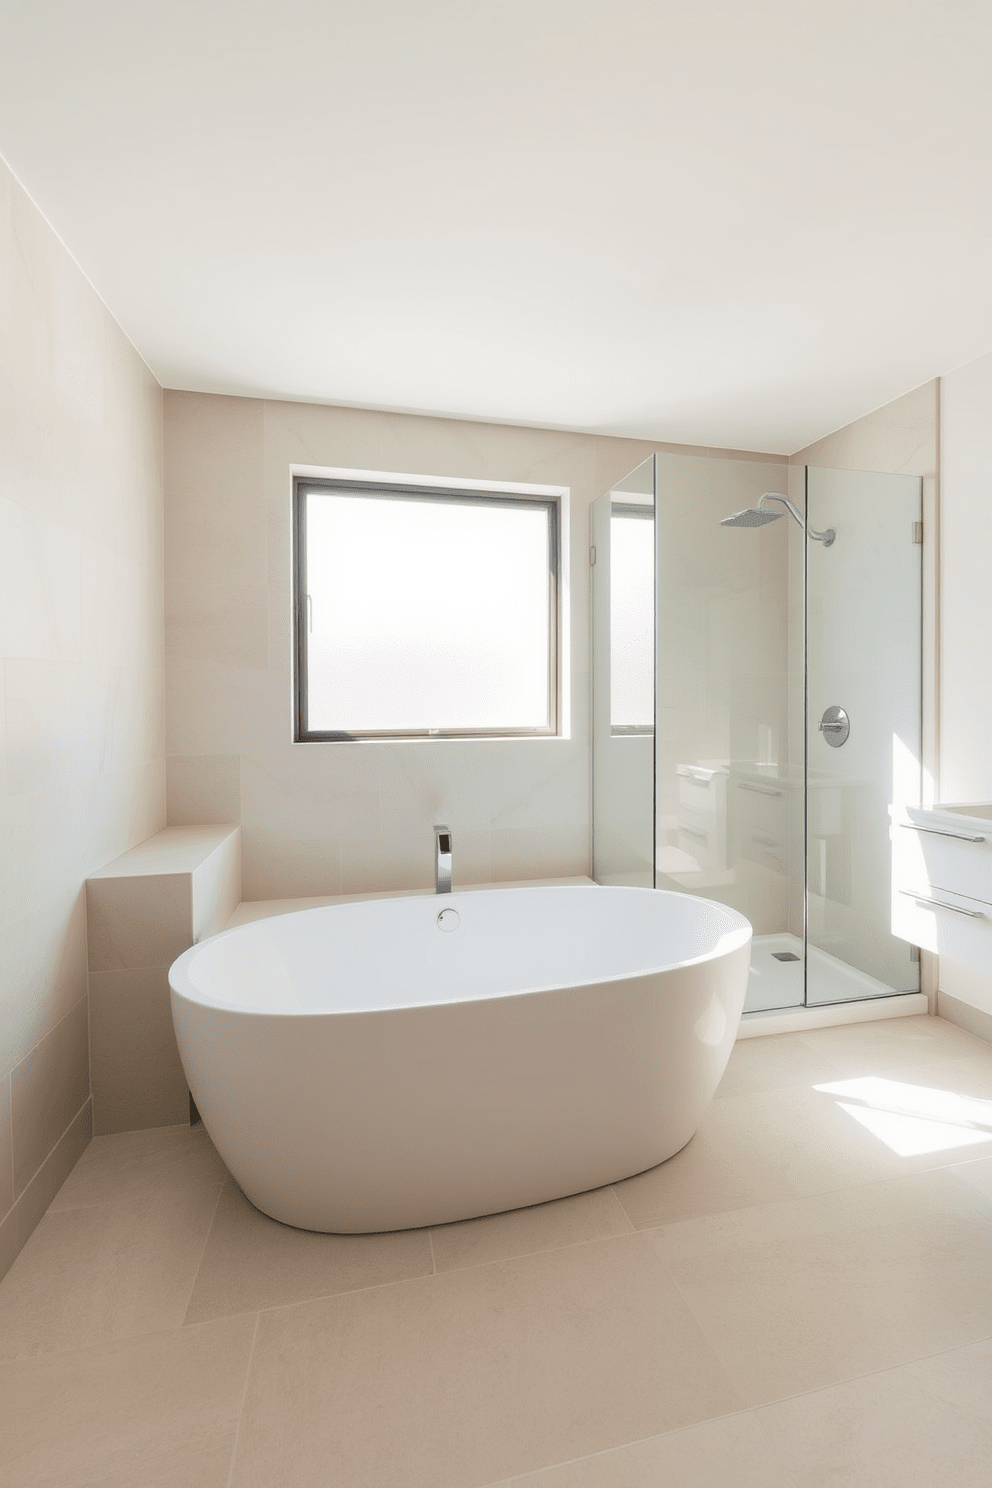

[891,803,992,973]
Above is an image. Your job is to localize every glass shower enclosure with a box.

[591,451,923,1013]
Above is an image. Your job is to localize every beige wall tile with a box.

[11,999,90,1197]
[0,888,88,1081]
[165,392,267,667]
[240,745,380,840]
[89,968,189,1135]
[0,1101,91,1286]
[192,830,242,942]
[185,1180,433,1323]
[240,827,342,900]
[166,752,242,825]
[0,153,165,1275]
[230,1233,742,1488]
[0,1182,222,1359]
[490,823,590,882]
[0,1313,255,1488]
[489,743,589,831]
[0,498,82,663]
[86,873,192,971]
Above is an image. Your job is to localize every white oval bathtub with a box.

[169,884,751,1233]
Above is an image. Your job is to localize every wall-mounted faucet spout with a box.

[434,825,452,894]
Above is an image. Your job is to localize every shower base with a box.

[743,932,926,1030]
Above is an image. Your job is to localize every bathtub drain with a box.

[436,908,461,932]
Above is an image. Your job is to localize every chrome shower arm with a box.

[756,493,835,546]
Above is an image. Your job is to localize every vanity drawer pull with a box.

[899,823,986,844]
[900,889,985,919]
[738,781,783,797]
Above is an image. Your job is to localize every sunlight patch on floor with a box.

[815,1076,992,1157]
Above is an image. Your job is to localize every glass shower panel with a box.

[653,451,803,1012]
[591,456,656,886]
[805,466,923,1004]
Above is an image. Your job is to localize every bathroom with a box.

[3,6,992,1485]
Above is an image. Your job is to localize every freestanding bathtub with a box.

[168,884,751,1233]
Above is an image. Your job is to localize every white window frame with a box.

[291,466,571,742]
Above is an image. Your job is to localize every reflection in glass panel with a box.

[591,457,655,886]
[610,507,654,732]
[653,452,801,1011]
[805,467,922,1005]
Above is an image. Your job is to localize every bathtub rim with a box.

[168,882,752,1018]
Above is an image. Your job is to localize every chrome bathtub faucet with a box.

[434,824,452,894]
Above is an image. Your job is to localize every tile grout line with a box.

[8,1094,91,1212]
[492,1404,765,1486]
[180,1182,227,1325]
[188,1224,665,1331]
[606,1184,637,1233]
[637,1233,992,1431]
[608,1183,638,1232]
[747,1406,802,1484]
[428,1229,437,1275]
[5,1077,12,1219]
[225,1311,262,1488]
[745,1327,992,1417]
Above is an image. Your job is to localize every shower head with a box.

[720,492,836,546]
[720,507,783,529]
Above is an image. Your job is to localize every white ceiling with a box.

[1,1,991,454]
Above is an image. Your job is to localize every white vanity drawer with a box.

[892,882,992,972]
[895,818,992,903]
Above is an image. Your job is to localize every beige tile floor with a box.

[1,1014,991,1487]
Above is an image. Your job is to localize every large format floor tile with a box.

[48,1123,230,1208]
[0,1183,222,1359]
[950,1152,992,1203]
[686,1077,992,1201]
[612,1111,799,1229]
[798,1014,985,1077]
[0,1314,256,1488]
[185,1180,434,1322]
[230,1232,743,1488]
[507,1410,796,1486]
[757,1338,992,1488]
[714,1031,847,1100]
[430,1185,633,1273]
[650,1167,992,1406]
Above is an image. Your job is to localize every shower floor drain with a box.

[772,951,801,962]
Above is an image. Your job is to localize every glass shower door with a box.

[805,466,923,1004]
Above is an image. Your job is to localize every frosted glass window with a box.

[295,482,558,738]
[610,509,654,731]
